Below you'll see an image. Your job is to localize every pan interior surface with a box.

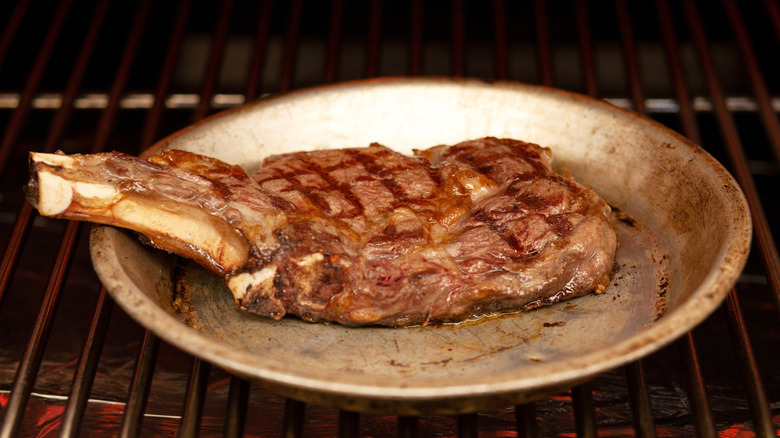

[90,78,751,414]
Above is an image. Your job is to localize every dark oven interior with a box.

[1,0,779,436]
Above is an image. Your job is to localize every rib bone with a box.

[27,151,255,276]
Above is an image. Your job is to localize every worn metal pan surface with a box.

[89,77,751,415]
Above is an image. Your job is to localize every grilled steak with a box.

[26,137,617,326]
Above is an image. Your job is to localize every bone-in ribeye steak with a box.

[26,137,617,326]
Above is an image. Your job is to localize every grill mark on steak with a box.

[266,193,300,212]
[347,147,437,206]
[258,153,366,221]
[465,211,538,258]
[438,138,549,184]
[293,155,366,219]
[545,213,573,236]
[255,146,438,227]
[26,137,618,327]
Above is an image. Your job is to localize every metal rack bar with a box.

[59,288,114,438]
[724,291,777,436]
[141,0,192,148]
[4,4,112,435]
[91,0,152,152]
[0,0,72,173]
[0,0,92,309]
[571,383,597,438]
[279,0,304,93]
[456,413,478,438]
[655,0,700,143]
[223,375,250,438]
[119,331,161,437]
[245,0,274,101]
[74,3,159,435]
[534,0,552,86]
[338,410,360,438]
[179,359,212,437]
[0,0,32,69]
[0,201,33,309]
[515,402,537,438]
[574,0,598,98]
[45,6,113,154]
[722,0,780,167]
[615,0,645,114]
[683,0,780,311]
[282,398,306,438]
[492,0,507,80]
[409,0,423,75]
[683,0,777,435]
[0,1,149,435]
[365,0,383,78]
[625,362,656,438]
[765,0,780,42]
[324,0,344,83]
[450,0,465,77]
[194,0,235,122]
[4,92,779,114]
[676,334,717,437]
[397,416,419,438]
[656,1,727,435]
[0,222,82,438]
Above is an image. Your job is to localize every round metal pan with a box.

[90,77,751,415]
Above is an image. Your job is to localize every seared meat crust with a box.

[26,137,617,326]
